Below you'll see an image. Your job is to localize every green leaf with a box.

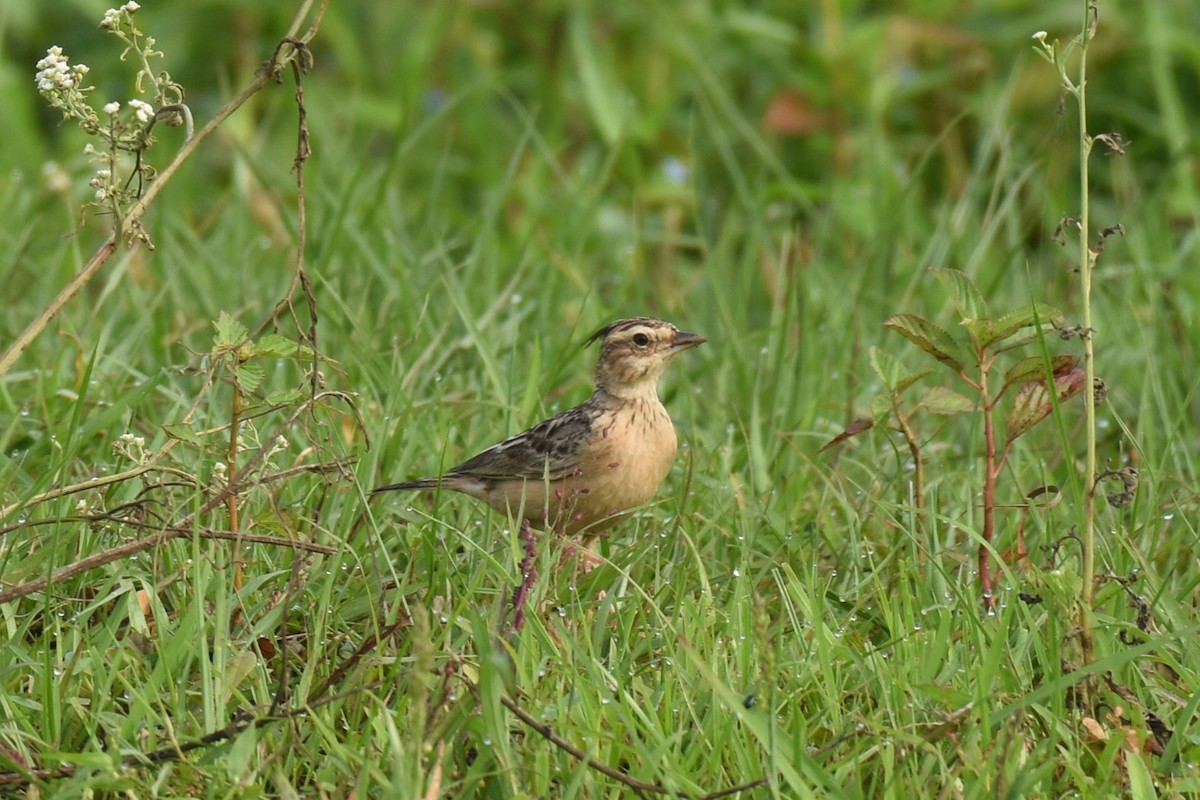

[725,10,799,45]
[868,346,935,397]
[883,313,965,371]
[1001,355,1080,393]
[162,423,203,446]
[893,367,934,397]
[992,332,1042,355]
[1005,367,1086,443]
[931,268,988,322]
[1028,565,1083,613]
[255,334,300,359]
[868,345,905,388]
[237,361,265,394]
[223,718,259,778]
[919,386,975,416]
[1127,747,1156,800]
[869,392,894,420]
[265,387,304,406]
[962,318,997,349]
[213,311,248,348]
[992,303,1067,342]
[570,12,625,145]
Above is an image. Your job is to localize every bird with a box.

[373,317,706,547]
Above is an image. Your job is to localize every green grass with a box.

[2,0,1199,797]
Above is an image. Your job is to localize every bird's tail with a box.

[372,477,442,494]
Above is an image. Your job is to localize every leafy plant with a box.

[1032,1,1129,669]
[166,312,319,585]
[34,2,189,244]
[825,268,1090,607]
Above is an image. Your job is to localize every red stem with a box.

[978,355,998,610]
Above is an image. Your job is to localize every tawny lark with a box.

[373,318,705,543]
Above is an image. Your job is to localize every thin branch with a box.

[498,691,769,799]
[0,391,348,603]
[0,4,325,379]
[176,527,336,553]
[0,461,196,521]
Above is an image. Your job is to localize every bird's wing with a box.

[449,405,593,482]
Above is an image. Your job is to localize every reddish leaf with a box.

[762,88,826,135]
[820,418,874,453]
[1005,367,1087,444]
[1001,354,1080,393]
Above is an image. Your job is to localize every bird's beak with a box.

[671,330,707,351]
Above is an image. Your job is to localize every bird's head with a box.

[587,317,706,398]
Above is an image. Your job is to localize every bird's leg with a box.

[509,519,538,632]
[557,532,605,573]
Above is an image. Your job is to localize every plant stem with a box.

[229,382,244,590]
[0,0,326,379]
[979,360,997,609]
[894,409,925,517]
[1077,3,1098,665]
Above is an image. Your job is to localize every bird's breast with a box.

[578,398,678,514]
[480,398,681,536]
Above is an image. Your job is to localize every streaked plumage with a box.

[374,317,705,539]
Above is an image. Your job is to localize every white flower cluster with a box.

[129,98,154,124]
[100,1,141,30]
[113,432,150,464]
[35,46,90,96]
[89,168,113,201]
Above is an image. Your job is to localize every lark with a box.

[374,318,705,546]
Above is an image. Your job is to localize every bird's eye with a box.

[632,333,651,347]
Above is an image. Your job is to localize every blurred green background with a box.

[2,0,1199,795]
[3,0,1197,457]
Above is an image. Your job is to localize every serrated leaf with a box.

[162,423,204,446]
[1001,355,1080,393]
[255,334,299,359]
[213,312,248,348]
[919,386,975,416]
[932,268,988,321]
[868,346,906,388]
[963,318,997,349]
[237,362,265,394]
[1007,381,1048,441]
[1005,367,1087,443]
[265,387,304,406]
[992,303,1066,341]
[893,367,934,397]
[884,313,965,371]
[868,392,896,421]
[819,417,874,453]
[993,331,1042,355]
[868,346,933,396]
